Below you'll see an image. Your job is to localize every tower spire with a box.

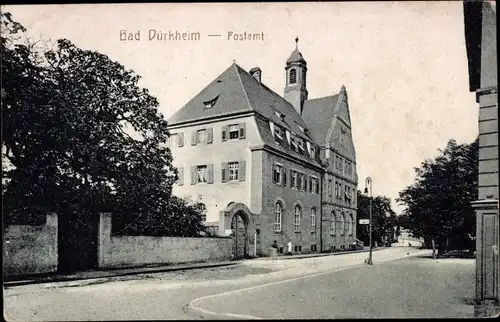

[295,37,299,50]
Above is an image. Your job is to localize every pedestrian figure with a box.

[271,240,278,262]
[287,238,293,256]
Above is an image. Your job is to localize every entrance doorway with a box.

[231,211,248,259]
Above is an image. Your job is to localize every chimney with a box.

[249,67,262,83]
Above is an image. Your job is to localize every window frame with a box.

[330,211,336,235]
[294,205,301,232]
[228,162,239,181]
[311,207,316,230]
[197,165,208,183]
[228,124,239,140]
[289,68,297,85]
[274,202,283,232]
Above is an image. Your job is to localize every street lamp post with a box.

[364,177,373,265]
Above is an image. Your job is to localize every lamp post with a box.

[364,177,373,265]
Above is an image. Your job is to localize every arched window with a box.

[310,207,316,230]
[289,68,297,84]
[339,213,345,236]
[348,213,354,235]
[330,211,336,235]
[274,202,283,232]
[196,203,207,221]
[294,205,301,231]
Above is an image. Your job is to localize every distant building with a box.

[167,39,359,258]
[392,228,423,248]
[463,0,499,317]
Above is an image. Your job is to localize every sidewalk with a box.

[4,260,239,288]
[3,246,385,288]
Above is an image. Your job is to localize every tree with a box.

[356,190,397,247]
[397,138,478,257]
[2,12,205,236]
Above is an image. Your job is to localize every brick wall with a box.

[98,213,233,269]
[3,213,58,276]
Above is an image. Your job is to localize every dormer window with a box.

[203,94,220,109]
[274,125,284,143]
[298,139,305,154]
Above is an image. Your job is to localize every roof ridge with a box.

[234,64,253,111]
[306,94,339,102]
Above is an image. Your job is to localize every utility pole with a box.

[365,177,373,265]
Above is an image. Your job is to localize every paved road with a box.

[192,256,475,319]
[3,248,473,320]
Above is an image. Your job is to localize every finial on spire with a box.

[295,37,299,49]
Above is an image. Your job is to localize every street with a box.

[3,248,475,320]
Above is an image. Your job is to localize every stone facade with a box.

[167,41,358,258]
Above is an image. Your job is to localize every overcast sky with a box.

[4,2,480,213]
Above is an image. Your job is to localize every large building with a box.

[463,0,499,318]
[167,39,358,258]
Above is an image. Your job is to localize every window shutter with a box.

[191,166,197,185]
[221,162,227,183]
[222,126,228,141]
[290,169,294,188]
[309,176,313,192]
[304,175,308,192]
[191,131,197,146]
[316,179,319,194]
[207,164,214,184]
[178,167,184,186]
[178,132,184,147]
[207,127,213,144]
[239,161,246,181]
[239,122,246,139]
[272,162,276,183]
[282,166,287,186]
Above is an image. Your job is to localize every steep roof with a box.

[286,49,307,65]
[168,64,252,125]
[301,95,340,146]
[168,63,315,142]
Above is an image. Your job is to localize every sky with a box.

[3,2,481,213]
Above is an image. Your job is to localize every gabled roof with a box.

[168,63,315,142]
[168,64,252,125]
[301,95,340,146]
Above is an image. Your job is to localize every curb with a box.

[269,247,385,261]
[4,261,240,288]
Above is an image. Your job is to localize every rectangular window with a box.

[311,177,318,194]
[328,179,332,197]
[197,129,207,144]
[335,182,339,199]
[297,173,303,190]
[228,162,239,181]
[291,170,297,189]
[197,165,207,183]
[273,164,283,184]
[229,124,239,139]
